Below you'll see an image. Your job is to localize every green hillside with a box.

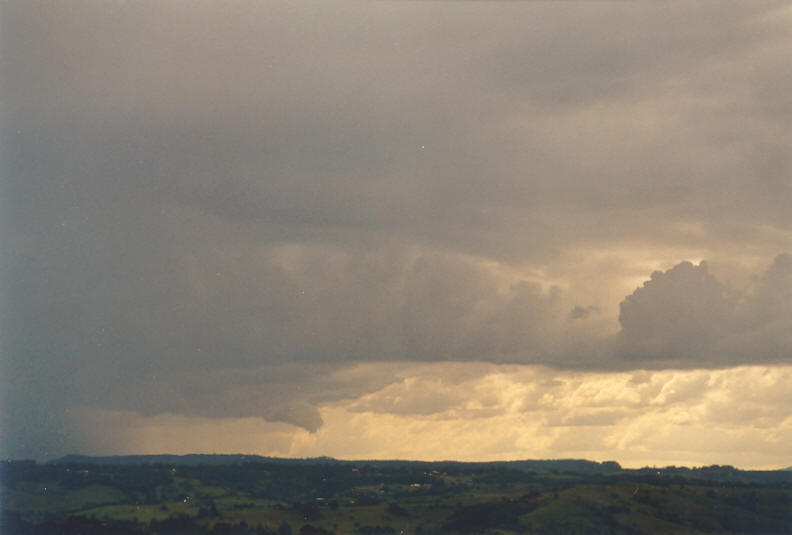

[2,457,791,534]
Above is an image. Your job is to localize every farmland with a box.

[2,456,792,534]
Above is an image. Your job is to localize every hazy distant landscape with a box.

[3,455,792,534]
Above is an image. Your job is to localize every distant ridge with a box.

[49,454,622,474]
[44,455,792,481]
[51,454,311,466]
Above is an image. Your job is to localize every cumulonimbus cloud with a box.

[2,0,792,459]
[617,255,792,367]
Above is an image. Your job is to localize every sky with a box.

[1,0,792,468]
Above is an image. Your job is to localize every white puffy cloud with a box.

[307,363,792,468]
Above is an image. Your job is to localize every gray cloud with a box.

[2,0,792,459]
[569,305,599,320]
[618,261,739,362]
[618,255,792,367]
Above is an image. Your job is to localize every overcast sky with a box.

[2,0,792,467]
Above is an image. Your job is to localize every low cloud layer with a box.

[7,254,791,460]
[67,364,792,470]
[2,1,792,460]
